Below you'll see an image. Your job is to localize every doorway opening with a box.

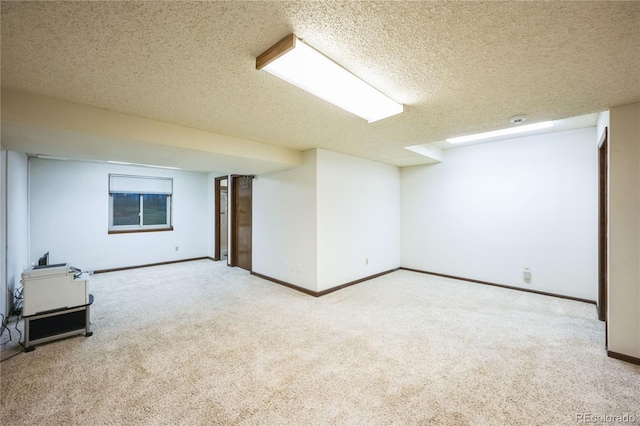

[214,176,229,263]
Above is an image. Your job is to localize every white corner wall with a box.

[401,127,598,300]
[316,149,400,291]
[597,110,610,144]
[252,150,318,291]
[5,151,29,315]
[0,148,5,317]
[608,102,640,359]
[29,158,209,271]
[253,149,401,293]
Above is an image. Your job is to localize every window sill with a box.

[108,227,174,235]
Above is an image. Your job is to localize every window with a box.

[109,174,173,233]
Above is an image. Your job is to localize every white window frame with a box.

[108,174,173,233]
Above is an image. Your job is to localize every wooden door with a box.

[231,175,252,271]
[598,130,608,326]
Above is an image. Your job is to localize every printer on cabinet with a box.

[21,263,89,317]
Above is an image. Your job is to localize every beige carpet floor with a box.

[1,260,638,425]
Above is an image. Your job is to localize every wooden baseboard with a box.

[317,269,399,296]
[94,257,212,274]
[251,268,399,297]
[400,267,597,305]
[608,350,640,366]
[250,272,318,297]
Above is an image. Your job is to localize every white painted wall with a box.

[252,150,318,291]
[0,148,6,317]
[316,149,401,291]
[4,152,30,314]
[608,102,640,359]
[253,149,401,293]
[401,128,598,300]
[29,158,209,271]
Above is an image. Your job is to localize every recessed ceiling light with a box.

[446,121,554,144]
[256,34,403,123]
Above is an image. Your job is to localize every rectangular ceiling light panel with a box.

[446,121,554,144]
[257,34,403,123]
[107,161,181,170]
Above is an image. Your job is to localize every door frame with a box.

[597,127,608,329]
[214,175,228,262]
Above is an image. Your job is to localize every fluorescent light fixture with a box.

[446,121,554,144]
[36,154,69,161]
[256,34,403,123]
[107,161,181,170]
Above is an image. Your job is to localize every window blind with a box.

[109,174,173,194]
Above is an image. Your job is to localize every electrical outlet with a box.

[366,258,369,265]
[523,267,531,282]
[175,246,179,252]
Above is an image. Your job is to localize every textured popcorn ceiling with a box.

[1,1,639,169]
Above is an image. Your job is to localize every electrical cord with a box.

[13,312,23,348]
[13,287,24,312]
[0,346,25,362]
[0,314,25,362]
[0,313,11,343]
[0,284,29,361]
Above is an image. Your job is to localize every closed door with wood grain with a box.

[232,175,252,271]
